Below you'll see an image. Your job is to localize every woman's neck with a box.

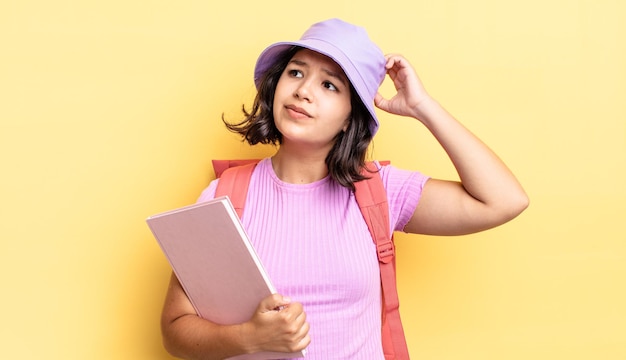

[271,147,329,184]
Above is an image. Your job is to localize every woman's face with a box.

[272,48,352,151]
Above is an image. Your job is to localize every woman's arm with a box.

[375,54,528,236]
[161,273,310,359]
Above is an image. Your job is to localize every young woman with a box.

[160,19,528,359]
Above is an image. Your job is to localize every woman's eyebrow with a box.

[289,59,347,86]
[322,68,348,86]
[289,59,308,67]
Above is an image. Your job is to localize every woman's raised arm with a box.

[375,54,528,235]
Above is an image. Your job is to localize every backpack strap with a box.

[213,159,260,179]
[354,161,410,360]
[214,161,258,218]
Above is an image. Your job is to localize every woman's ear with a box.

[342,114,351,132]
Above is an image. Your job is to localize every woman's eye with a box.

[288,69,303,78]
[323,81,337,91]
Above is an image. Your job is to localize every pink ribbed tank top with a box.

[198,158,428,359]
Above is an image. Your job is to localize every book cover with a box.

[147,196,305,359]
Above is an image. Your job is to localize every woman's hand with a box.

[374,54,431,120]
[242,294,310,354]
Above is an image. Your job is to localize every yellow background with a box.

[1,0,624,359]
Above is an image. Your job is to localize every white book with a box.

[147,196,305,359]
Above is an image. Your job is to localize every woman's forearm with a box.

[162,313,253,360]
[161,273,309,359]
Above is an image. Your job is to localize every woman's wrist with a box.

[236,321,260,355]
[411,96,441,125]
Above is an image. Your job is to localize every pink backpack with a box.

[212,159,410,360]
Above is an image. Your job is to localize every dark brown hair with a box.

[222,46,374,191]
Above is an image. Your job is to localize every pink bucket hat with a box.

[254,18,386,136]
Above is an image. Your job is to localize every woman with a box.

[160,18,528,359]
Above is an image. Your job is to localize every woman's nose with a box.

[294,80,312,101]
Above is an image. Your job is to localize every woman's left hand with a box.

[374,54,431,120]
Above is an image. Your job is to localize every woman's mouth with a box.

[285,105,312,119]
